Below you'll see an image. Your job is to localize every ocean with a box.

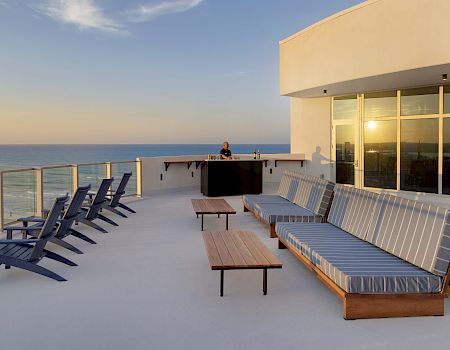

[0,144,290,169]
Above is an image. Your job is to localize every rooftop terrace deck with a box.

[1,188,449,350]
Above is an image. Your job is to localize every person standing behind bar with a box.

[219,141,232,160]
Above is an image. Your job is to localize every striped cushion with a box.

[286,178,299,202]
[327,185,380,240]
[255,203,322,224]
[280,171,335,216]
[276,223,442,294]
[242,194,290,211]
[277,172,293,199]
[366,193,450,277]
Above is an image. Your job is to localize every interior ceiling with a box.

[286,63,450,98]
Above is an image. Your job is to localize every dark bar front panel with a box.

[201,160,263,197]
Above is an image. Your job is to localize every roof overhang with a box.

[280,0,450,98]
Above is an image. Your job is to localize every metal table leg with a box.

[226,214,229,230]
[220,270,224,297]
[201,214,204,231]
[263,268,267,295]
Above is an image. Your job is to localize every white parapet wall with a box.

[138,154,307,195]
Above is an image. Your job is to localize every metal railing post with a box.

[72,165,78,193]
[35,168,44,217]
[106,162,112,194]
[136,158,142,197]
[106,162,112,178]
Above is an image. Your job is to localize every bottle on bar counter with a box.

[257,149,260,159]
[253,150,257,159]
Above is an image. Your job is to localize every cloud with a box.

[36,0,126,34]
[127,0,203,23]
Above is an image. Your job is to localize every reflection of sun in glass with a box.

[368,121,377,130]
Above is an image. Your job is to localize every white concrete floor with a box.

[1,189,449,350]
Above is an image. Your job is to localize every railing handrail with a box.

[0,160,138,174]
[41,165,76,170]
[110,160,138,165]
[0,167,38,174]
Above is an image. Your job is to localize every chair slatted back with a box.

[110,173,132,208]
[86,178,114,220]
[57,185,91,236]
[28,195,69,261]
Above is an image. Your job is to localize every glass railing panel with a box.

[42,166,74,211]
[111,161,138,195]
[2,169,37,224]
[77,163,107,192]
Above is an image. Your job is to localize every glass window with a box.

[333,95,358,120]
[364,120,397,189]
[444,85,450,115]
[400,119,439,193]
[364,91,397,118]
[443,118,450,195]
[336,124,355,185]
[401,87,439,116]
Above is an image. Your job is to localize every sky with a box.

[0,0,362,144]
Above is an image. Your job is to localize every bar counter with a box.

[201,160,263,197]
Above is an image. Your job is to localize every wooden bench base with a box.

[243,203,277,238]
[278,236,445,320]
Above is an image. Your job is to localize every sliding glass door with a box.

[332,95,359,186]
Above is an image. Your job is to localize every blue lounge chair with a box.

[78,178,116,233]
[17,185,94,254]
[103,172,136,217]
[0,195,76,281]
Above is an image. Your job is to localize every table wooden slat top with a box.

[191,199,236,215]
[202,230,282,270]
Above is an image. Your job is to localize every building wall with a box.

[280,0,450,96]
[290,97,332,180]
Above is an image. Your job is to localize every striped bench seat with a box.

[243,171,334,238]
[242,194,290,211]
[276,223,442,294]
[275,184,450,319]
[255,203,322,225]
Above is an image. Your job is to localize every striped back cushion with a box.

[327,185,380,240]
[366,193,450,276]
[315,181,335,217]
[293,173,334,216]
[277,172,293,199]
[292,173,312,209]
[286,178,299,202]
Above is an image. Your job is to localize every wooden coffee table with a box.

[202,230,282,296]
[191,198,236,231]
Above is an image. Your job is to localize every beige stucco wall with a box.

[280,0,450,96]
[290,97,332,180]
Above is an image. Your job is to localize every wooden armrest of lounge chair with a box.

[3,225,44,232]
[17,217,46,223]
[0,239,37,244]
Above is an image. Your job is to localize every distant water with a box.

[0,144,289,223]
[0,144,290,169]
